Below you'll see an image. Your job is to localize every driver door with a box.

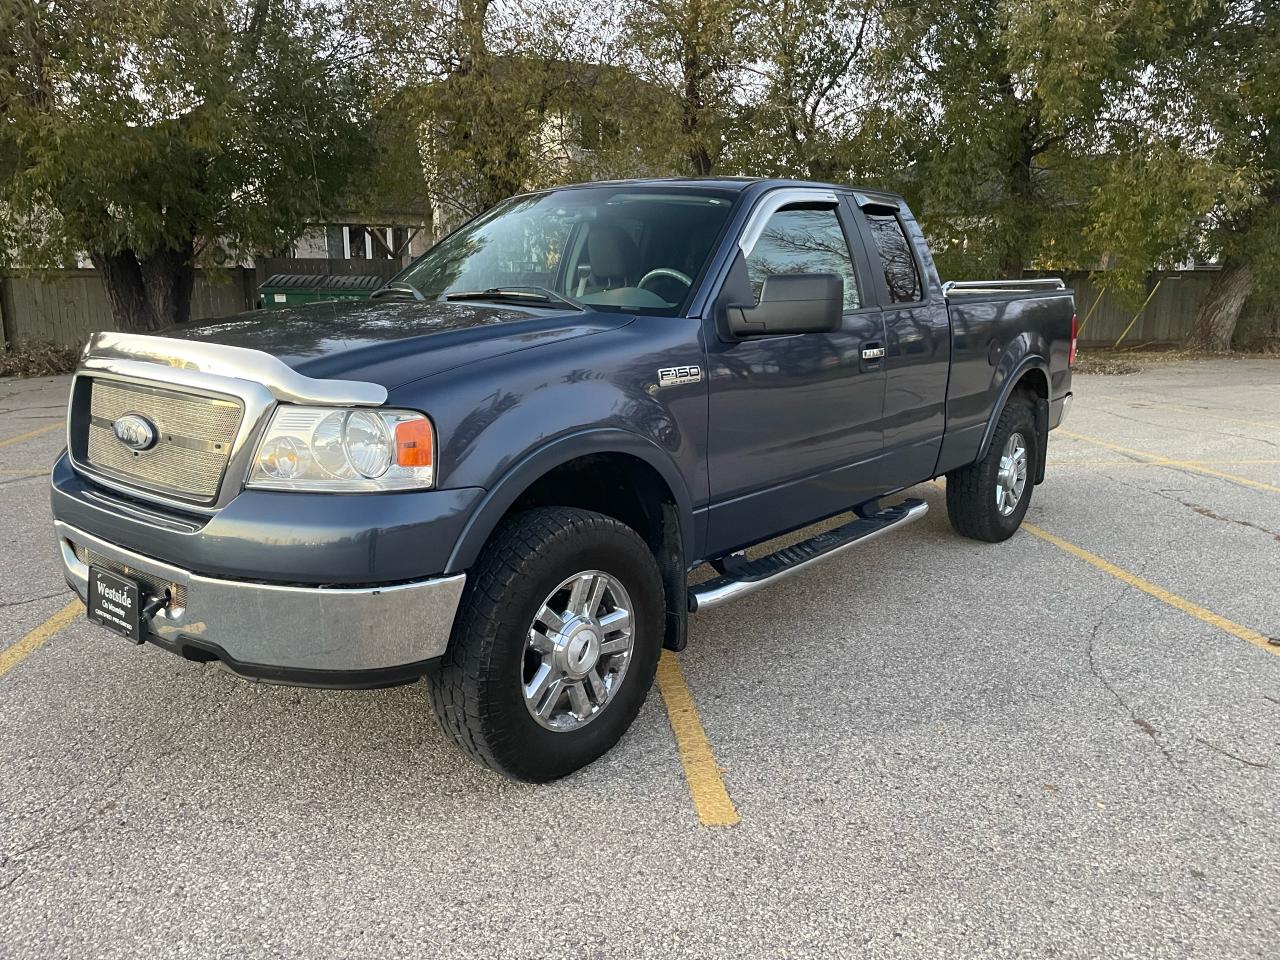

[703,197,888,555]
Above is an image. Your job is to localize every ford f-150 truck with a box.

[51,178,1075,780]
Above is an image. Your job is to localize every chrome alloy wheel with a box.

[522,571,635,732]
[996,431,1028,516]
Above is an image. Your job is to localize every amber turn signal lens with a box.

[394,418,433,467]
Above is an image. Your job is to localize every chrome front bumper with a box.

[56,520,466,681]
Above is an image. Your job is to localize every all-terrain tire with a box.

[945,391,1038,542]
[426,507,664,781]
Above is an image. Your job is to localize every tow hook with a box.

[142,594,169,621]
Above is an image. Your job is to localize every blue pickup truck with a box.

[52,178,1075,780]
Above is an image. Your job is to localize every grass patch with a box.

[0,342,81,378]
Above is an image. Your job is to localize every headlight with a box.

[247,407,434,492]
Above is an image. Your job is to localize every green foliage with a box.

[729,0,875,182]
[620,0,749,175]
[3,0,1278,347]
[0,0,372,270]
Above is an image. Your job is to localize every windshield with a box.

[395,186,739,315]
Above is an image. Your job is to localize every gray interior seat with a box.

[579,224,640,294]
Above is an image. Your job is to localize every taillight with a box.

[1069,313,1079,366]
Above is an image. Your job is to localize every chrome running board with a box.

[688,499,929,613]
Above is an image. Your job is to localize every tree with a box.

[874,0,1223,287]
[732,0,875,183]
[621,0,747,176]
[874,1,1094,279]
[0,0,371,332]
[1173,1,1279,352]
[349,0,632,223]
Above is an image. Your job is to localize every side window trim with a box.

[738,188,841,257]
[834,198,884,315]
[848,200,927,307]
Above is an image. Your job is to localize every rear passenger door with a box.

[704,194,887,555]
[848,199,951,491]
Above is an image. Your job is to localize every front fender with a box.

[444,428,696,574]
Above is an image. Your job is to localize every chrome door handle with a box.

[861,345,885,360]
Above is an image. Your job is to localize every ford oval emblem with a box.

[112,413,158,452]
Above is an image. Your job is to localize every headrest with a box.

[587,224,639,279]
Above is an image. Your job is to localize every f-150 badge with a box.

[657,365,702,387]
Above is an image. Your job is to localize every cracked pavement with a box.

[1,359,1278,959]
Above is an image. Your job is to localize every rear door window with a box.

[865,212,923,304]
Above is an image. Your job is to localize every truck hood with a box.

[163,299,632,389]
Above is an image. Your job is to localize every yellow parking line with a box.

[0,422,61,450]
[1052,458,1280,469]
[656,651,740,826]
[1058,429,1280,495]
[0,600,83,678]
[1022,523,1278,657]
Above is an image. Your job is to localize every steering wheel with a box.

[637,268,693,294]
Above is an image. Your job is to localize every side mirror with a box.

[726,273,843,337]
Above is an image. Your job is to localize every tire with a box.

[946,391,1038,542]
[426,506,664,781]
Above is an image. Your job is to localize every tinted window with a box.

[866,213,923,303]
[745,207,861,311]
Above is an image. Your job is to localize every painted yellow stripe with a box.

[1052,458,1280,469]
[1044,458,1280,473]
[655,651,740,826]
[1022,522,1278,657]
[0,422,61,450]
[1058,429,1280,495]
[0,600,83,678]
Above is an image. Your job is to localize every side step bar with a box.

[688,499,928,613]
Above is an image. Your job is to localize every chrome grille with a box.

[83,379,242,503]
[74,543,188,609]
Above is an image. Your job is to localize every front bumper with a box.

[56,520,466,686]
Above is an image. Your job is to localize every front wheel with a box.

[426,507,664,781]
[945,392,1038,542]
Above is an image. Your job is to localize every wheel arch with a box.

[444,429,694,576]
[976,358,1050,463]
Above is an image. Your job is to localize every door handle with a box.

[861,343,885,361]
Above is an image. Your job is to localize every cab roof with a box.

[549,177,907,208]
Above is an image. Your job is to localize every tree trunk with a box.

[140,243,195,328]
[1000,119,1036,280]
[92,241,196,333]
[1186,258,1255,353]
[681,33,713,176]
[94,251,153,332]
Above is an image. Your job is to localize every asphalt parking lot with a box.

[1,358,1277,959]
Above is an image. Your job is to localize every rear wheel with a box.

[946,392,1038,542]
[426,507,664,781]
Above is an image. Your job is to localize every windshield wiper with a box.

[443,286,583,311]
[370,282,425,301]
